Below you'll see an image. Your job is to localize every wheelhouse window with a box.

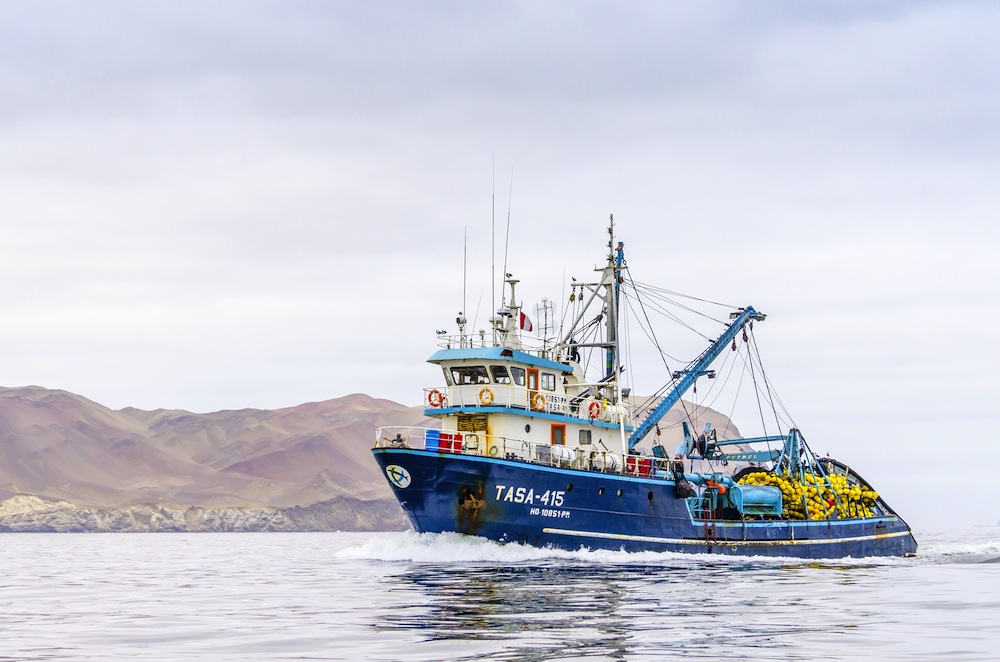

[450,366,490,385]
[541,372,556,391]
[490,366,511,384]
[510,367,526,386]
[441,367,454,385]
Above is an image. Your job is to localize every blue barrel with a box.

[424,429,441,451]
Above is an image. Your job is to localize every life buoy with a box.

[588,400,602,419]
[531,392,546,411]
[478,387,495,406]
[427,389,446,408]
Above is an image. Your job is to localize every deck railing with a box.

[375,425,670,477]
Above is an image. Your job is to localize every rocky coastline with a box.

[0,494,408,533]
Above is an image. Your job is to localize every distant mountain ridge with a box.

[0,385,741,532]
[0,386,431,531]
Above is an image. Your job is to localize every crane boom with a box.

[626,306,766,449]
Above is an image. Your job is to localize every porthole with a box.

[566,483,574,492]
[616,489,623,497]
[647,491,654,501]
[598,487,605,496]
[525,424,531,433]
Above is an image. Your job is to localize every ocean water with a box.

[0,530,997,661]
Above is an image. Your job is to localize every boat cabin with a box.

[422,346,632,470]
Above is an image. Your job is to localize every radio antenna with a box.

[460,227,468,345]
[463,227,468,318]
[491,151,496,344]
[501,168,514,307]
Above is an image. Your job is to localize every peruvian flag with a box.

[519,311,533,332]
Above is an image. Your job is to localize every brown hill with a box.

[0,386,743,532]
[0,386,432,509]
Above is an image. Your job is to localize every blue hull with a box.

[373,448,918,559]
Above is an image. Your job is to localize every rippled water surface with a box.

[0,529,997,660]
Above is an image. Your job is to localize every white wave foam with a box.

[334,531,661,564]
[334,530,770,565]
[919,538,1000,562]
[332,531,906,567]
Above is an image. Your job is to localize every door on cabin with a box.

[527,368,539,409]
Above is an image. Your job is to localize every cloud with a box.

[0,1,997,527]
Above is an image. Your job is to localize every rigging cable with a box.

[747,324,797,431]
[745,330,772,441]
[621,291,677,370]
[629,276,718,440]
[627,281,738,310]
[630,281,736,326]
[628,283,718,344]
[687,339,743,439]
[622,277,675,371]
[620,277,700,433]
[619,288,636,410]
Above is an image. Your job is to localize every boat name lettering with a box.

[493,485,565,507]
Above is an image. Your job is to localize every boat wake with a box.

[335,531,993,567]
[334,530,654,564]
[917,535,1000,564]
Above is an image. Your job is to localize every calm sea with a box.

[0,529,996,661]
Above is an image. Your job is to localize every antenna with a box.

[501,168,513,306]
[459,227,468,346]
[462,226,469,310]
[557,267,567,353]
[533,297,557,338]
[463,227,467,316]
[491,151,496,344]
[472,289,484,345]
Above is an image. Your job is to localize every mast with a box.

[606,216,628,451]
[605,216,624,393]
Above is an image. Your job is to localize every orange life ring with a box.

[530,392,546,411]
[479,387,495,406]
[588,400,602,419]
[427,389,446,408]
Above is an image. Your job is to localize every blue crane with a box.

[626,306,766,449]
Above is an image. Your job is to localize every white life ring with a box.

[479,387,495,406]
[427,389,446,408]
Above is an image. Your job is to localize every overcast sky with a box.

[2,1,997,528]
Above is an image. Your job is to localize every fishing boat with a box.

[372,219,917,558]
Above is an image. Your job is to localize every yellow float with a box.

[737,470,879,520]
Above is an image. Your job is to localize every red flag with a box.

[519,311,533,332]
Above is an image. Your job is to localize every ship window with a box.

[450,366,490,385]
[541,373,556,391]
[579,430,592,446]
[510,367,526,386]
[441,367,454,386]
[490,366,511,384]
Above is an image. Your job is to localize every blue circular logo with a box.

[386,465,411,488]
